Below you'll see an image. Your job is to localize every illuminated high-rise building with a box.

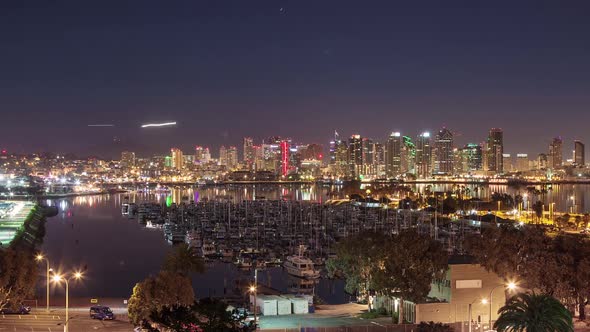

[347,135,363,178]
[385,132,402,178]
[202,147,211,163]
[195,146,205,164]
[415,132,432,178]
[120,151,136,168]
[434,128,454,175]
[516,154,529,172]
[486,128,504,173]
[400,136,416,175]
[574,140,585,167]
[170,148,183,170]
[243,137,255,168]
[219,146,228,166]
[300,143,323,161]
[280,140,290,177]
[549,137,563,169]
[537,153,548,170]
[329,131,341,165]
[227,146,239,169]
[503,154,513,173]
[334,141,348,177]
[456,144,482,174]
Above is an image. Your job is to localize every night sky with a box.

[2,1,590,158]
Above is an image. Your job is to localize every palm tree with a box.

[494,293,573,332]
[163,243,206,276]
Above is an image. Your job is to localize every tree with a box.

[326,231,388,310]
[149,298,248,332]
[192,298,244,332]
[418,321,454,332]
[551,235,590,320]
[128,271,195,326]
[532,201,543,222]
[465,226,590,321]
[148,304,201,331]
[0,248,37,311]
[162,243,205,276]
[494,293,573,332]
[373,229,448,323]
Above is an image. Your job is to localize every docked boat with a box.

[283,246,320,279]
[185,230,202,249]
[201,241,217,258]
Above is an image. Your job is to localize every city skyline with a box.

[2,1,590,156]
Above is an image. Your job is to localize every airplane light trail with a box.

[141,122,177,128]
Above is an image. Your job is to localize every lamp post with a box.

[35,254,51,312]
[487,282,517,329]
[52,272,83,332]
[468,299,487,332]
[250,269,258,329]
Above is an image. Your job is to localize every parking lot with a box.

[0,309,134,332]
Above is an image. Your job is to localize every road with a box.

[0,309,134,332]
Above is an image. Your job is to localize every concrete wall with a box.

[416,264,508,324]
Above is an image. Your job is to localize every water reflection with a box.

[40,183,590,303]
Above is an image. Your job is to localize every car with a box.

[89,305,115,320]
[0,304,31,315]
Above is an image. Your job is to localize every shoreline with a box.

[99,179,590,187]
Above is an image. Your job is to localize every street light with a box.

[468,298,487,332]
[250,268,258,328]
[249,285,257,328]
[35,254,51,312]
[52,271,83,332]
[487,282,517,329]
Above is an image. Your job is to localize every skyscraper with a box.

[219,146,228,166]
[329,131,341,165]
[415,132,432,178]
[348,135,363,178]
[334,141,348,177]
[195,146,205,164]
[400,136,416,175]
[280,140,290,177]
[549,137,563,169]
[516,154,529,172]
[456,143,482,173]
[503,154,513,173]
[486,128,504,173]
[170,148,183,170]
[243,137,255,168]
[385,132,402,178]
[120,151,135,168]
[537,153,548,170]
[229,146,239,169]
[574,140,585,167]
[434,128,454,175]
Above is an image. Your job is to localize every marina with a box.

[38,183,590,305]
